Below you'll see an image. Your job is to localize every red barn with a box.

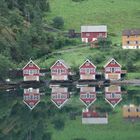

[23,88,40,110]
[104,58,121,80]
[51,87,70,109]
[105,85,122,108]
[22,59,40,81]
[79,59,96,80]
[80,86,96,107]
[81,25,107,43]
[50,60,70,81]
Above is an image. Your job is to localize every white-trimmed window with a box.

[23,70,29,74]
[105,67,110,72]
[29,63,33,67]
[111,60,115,64]
[80,68,84,73]
[85,68,90,74]
[57,62,61,66]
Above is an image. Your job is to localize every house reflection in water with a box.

[23,88,40,110]
[82,108,108,124]
[51,87,70,109]
[105,85,122,108]
[123,104,140,118]
[79,86,96,107]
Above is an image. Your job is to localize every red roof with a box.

[22,60,40,70]
[104,58,121,68]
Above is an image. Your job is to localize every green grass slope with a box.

[47,0,140,43]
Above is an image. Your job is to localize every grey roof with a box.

[122,29,140,36]
[81,25,107,32]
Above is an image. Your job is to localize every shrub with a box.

[52,16,64,29]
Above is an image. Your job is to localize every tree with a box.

[126,58,134,72]
[0,54,13,81]
[52,16,64,29]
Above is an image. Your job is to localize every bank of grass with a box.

[47,0,140,43]
[127,73,140,80]
[51,107,140,140]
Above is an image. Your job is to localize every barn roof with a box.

[122,29,140,36]
[81,25,107,32]
[50,60,70,69]
[104,58,121,68]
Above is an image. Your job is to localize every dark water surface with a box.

[0,84,140,140]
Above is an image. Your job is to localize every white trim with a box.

[104,58,121,68]
[105,98,122,108]
[51,98,69,109]
[22,60,40,70]
[50,60,70,70]
[79,98,96,108]
[23,100,40,110]
[79,59,96,69]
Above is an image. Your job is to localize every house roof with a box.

[122,29,140,36]
[51,98,69,109]
[50,60,70,69]
[23,100,40,110]
[81,25,107,32]
[104,58,121,68]
[79,59,96,69]
[105,98,122,108]
[22,59,40,70]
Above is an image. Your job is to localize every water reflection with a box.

[105,85,122,108]
[82,108,108,124]
[51,86,70,109]
[23,88,40,110]
[123,104,140,121]
[79,86,96,107]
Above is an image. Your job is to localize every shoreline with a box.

[0,79,140,90]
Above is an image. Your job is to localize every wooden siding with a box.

[122,35,140,49]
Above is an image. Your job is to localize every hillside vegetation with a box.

[0,0,140,80]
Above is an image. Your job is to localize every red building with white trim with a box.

[79,59,96,80]
[51,87,70,109]
[105,85,122,108]
[81,25,107,43]
[22,60,40,81]
[50,60,70,81]
[80,86,96,107]
[23,88,40,110]
[104,58,121,80]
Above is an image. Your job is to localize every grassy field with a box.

[50,103,140,140]
[47,0,140,43]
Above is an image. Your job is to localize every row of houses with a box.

[23,87,140,124]
[81,25,140,49]
[23,85,123,110]
[23,58,125,81]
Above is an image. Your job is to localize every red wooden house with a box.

[22,59,40,81]
[105,85,122,108]
[82,108,108,124]
[79,59,96,80]
[51,87,70,109]
[81,25,107,43]
[80,86,96,107]
[104,58,121,80]
[23,88,40,110]
[50,60,70,81]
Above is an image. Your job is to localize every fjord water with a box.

[0,85,140,140]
